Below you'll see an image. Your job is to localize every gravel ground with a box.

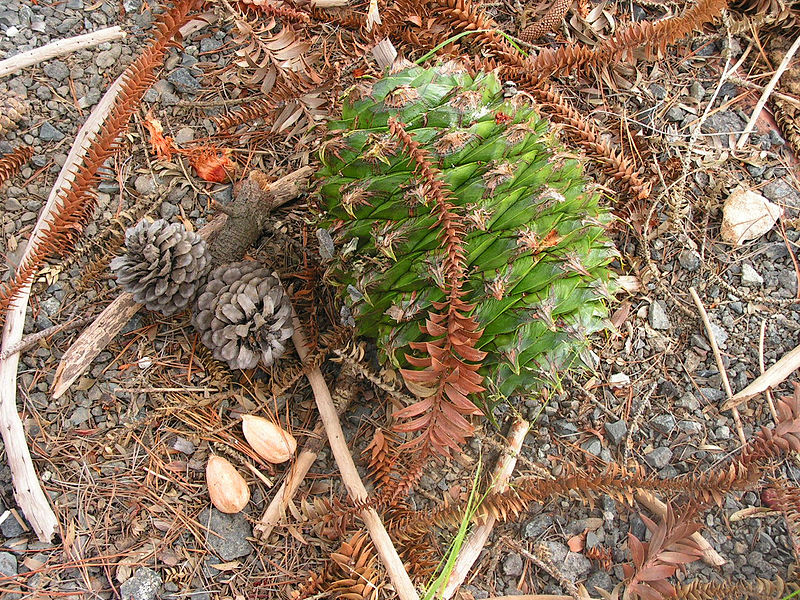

[0,0,799,598]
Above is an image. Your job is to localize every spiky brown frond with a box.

[236,0,311,23]
[214,97,276,131]
[743,382,800,463]
[761,481,800,559]
[0,145,33,187]
[0,0,201,326]
[296,531,384,600]
[386,117,486,457]
[623,504,704,600]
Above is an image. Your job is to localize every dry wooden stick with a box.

[759,319,778,420]
[0,69,129,546]
[722,339,800,411]
[736,33,800,149]
[635,490,725,567]
[0,27,126,78]
[291,314,419,600]
[0,316,93,360]
[442,417,530,599]
[689,287,746,445]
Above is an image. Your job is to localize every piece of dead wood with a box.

[0,27,126,78]
[291,313,419,600]
[689,287,746,446]
[0,67,129,546]
[635,490,725,567]
[0,316,93,360]
[442,417,530,599]
[722,337,800,412]
[736,33,800,149]
[51,167,313,399]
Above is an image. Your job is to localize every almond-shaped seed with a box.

[206,455,250,513]
[241,414,297,464]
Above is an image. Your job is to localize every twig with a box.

[736,33,800,149]
[442,418,530,599]
[728,75,800,108]
[291,313,419,600]
[688,287,746,445]
[759,319,779,421]
[0,316,92,360]
[634,490,725,566]
[0,27,126,78]
[722,338,800,411]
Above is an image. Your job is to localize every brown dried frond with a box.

[235,0,311,23]
[296,531,384,600]
[761,480,800,558]
[227,15,319,96]
[386,117,486,458]
[363,428,397,489]
[742,381,800,464]
[622,504,704,600]
[675,575,799,599]
[0,145,33,186]
[390,461,764,538]
[730,0,800,29]
[0,0,202,326]
[528,82,651,204]
[433,0,527,67]
[521,0,728,85]
[520,0,571,41]
[214,96,276,131]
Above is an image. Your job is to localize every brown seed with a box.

[206,455,250,513]
[241,414,297,464]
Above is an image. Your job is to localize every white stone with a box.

[720,187,783,245]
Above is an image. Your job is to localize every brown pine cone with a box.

[110,219,211,315]
[193,261,293,370]
[0,94,27,137]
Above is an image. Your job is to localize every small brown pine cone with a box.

[0,94,27,137]
[110,219,211,316]
[192,261,293,370]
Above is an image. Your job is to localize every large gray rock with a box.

[199,507,253,561]
[604,420,627,445]
[0,552,17,577]
[648,301,670,330]
[645,446,673,469]
[120,567,161,600]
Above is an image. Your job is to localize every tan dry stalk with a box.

[689,287,746,445]
[0,27,126,78]
[291,313,420,600]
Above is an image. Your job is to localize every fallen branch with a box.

[0,316,93,360]
[721,338,800,411]
[635,490,725,567]
[51,167,312,399]
[736,33,800,149]
[0,64,130,546]
[0,27,126,78]
[689,287,746,445]
[442,417,530,599]
[291,313,419,600]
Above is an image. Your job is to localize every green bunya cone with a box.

[318,62,618,408]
